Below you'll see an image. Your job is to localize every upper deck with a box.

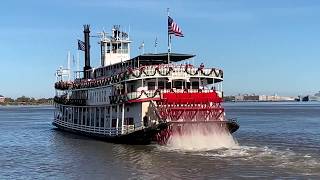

[55,62,223,91]
[93,53,195,78]
[54,25,225,107]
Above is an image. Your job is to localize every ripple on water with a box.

[1,104,320,179]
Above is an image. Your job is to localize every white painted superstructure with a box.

[53,25,228,143]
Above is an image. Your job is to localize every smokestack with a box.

[83,24,91,79]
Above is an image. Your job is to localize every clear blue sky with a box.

[0,0,319,98]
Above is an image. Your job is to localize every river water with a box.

[0,102,319,179]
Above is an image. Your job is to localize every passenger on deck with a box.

[143,116,149,127]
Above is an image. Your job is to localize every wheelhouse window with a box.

[106,43,111,53]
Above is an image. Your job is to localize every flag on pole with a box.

[168,16,184,37]
[78,39,85,51]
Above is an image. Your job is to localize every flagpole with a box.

[77,50,80,78]
[67,51,71,81]
[167,8,170,64]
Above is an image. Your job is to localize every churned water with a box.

[0,102,319,179]
[166,124,239,151]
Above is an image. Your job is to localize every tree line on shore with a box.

[0,96,53,105]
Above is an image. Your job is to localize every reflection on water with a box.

[0,103,320,179]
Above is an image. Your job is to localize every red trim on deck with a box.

[127,97,160,103]
[161,92,222,104]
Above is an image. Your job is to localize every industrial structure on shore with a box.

[0,95,5,103]
[232,94,295,102]
[224,92,320,102]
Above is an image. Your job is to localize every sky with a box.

[0,0,320,98]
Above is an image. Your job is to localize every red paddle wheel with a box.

[155,91,227,144]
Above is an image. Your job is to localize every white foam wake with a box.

[165,124,239,151]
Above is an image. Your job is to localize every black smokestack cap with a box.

[83,24,91,79]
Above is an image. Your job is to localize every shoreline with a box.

[0,103,53,107]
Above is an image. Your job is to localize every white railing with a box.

[122,125,135,134]
[54,118,122,136]
[126,91,140,100]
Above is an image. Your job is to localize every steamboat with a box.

[53,22,239,145]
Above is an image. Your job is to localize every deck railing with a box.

[124,89,217,102]
[54,118,122,136]
[55,65,223,90]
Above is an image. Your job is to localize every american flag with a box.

[168,16,184,37]
[78,39,85,51]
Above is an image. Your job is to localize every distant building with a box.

[243,95,259,101]
[309,92,320,101]
[235,94,244,101]
[234,94,295,102]
[0,95,5,103]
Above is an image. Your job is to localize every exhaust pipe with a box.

[83,24,91,79]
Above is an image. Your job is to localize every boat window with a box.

[130,84,135,92]
[207,78,214,84]
[166,82,171,89]
[100,117,104,127]
[158,81,165,89]
[148,82,155,90]
[90,109,94,126]
[106,43,111,53]
[122,43,128,54]
[186,82,191,89]
[191,81,199,89]
[124,118,134,125]
[173,81,183,89]
[112,119,117,127]
[112,44,117,53]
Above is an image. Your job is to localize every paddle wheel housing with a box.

[155,91,227,144]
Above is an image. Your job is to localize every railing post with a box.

[109,106,112,136]
[121,103,125,134]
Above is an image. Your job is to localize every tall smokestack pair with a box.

[83,24,91,79]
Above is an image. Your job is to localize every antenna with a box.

[139,41,145,55]
[128,24,131,40]
[154,37,158,54]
